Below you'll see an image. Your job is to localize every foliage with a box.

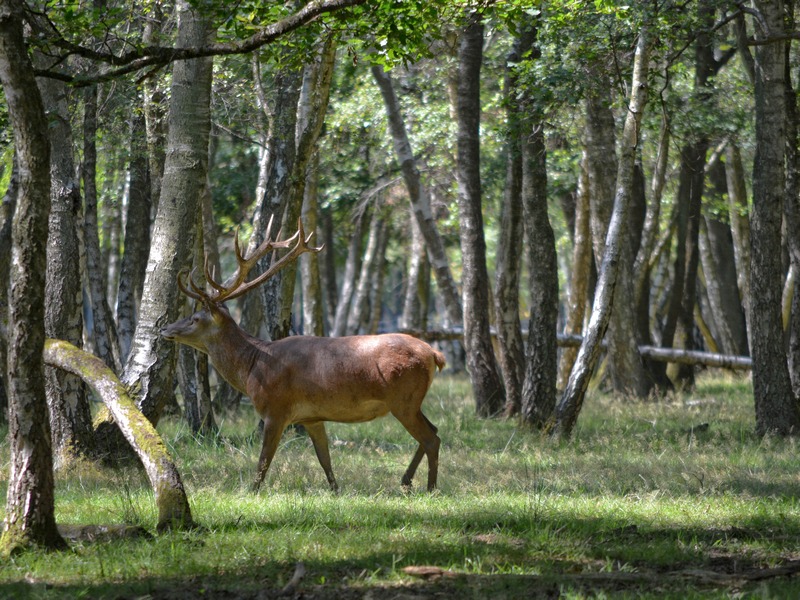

[0,374,799,597]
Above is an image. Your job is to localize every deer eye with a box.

[192,314,200,323]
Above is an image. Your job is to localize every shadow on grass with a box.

[3,501,799,599]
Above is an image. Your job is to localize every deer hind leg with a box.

[303,421,339,492]
[253,418,286,493]
[394,410,439,492]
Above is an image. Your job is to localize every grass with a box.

[1,371,800,598]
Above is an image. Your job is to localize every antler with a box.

[178,216,323,306]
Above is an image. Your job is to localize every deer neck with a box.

[204,321,265,395]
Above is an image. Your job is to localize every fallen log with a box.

[399,329,752,371]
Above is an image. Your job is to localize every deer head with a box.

[162,216,322,348]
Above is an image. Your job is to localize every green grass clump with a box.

[1,371,799,598]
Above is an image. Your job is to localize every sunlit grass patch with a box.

[1,371,799,597]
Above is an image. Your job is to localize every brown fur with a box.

[161,304,442,492]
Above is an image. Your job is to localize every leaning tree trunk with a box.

[455,16,505,416]
[372,64,463,329]
[584,75,650,398]
[100,0,216,438]
[44,340,195,532]
[38,73,95,466]
[750,0,800,435]
[553,29,650,439]
[0,0,67,553]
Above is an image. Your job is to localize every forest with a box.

[1,0,800,595]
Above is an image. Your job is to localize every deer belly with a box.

[290,398,391,424]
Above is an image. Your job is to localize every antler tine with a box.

[222,218,322,303]
[177,268,208,303]
[204,255,226,295]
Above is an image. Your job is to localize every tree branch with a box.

[30,0,367,86]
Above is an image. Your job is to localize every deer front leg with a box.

[303,422,339,492]
[253,418,285,493]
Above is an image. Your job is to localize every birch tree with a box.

[553,29,650,439]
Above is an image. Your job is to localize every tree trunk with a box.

[557,154,592,392]
[320,205,338,330]
[455,16,505,416]
[116,111,152,363]
[0,0,67,553]
[143,4,167,217]
[400,212,431,332]
[584,76,650,398]
[0,153,17,421]
[247,51,302,341]
[750,0,800,435]
[274,35,337,340]
[702,161,748,355]
[725,142,752,350]
[783,25,800,396]
[181,210,217,435]
[494,30,527,417]
[519,112,559,427]
[347,209,386,335]
[553,29,650,439]
[109,0,215,432]
[38,73,95,466]
[332,205,369,336]
[43,340,195,532]
[372,64,463,329]
[301,151,326,336]
[83,83,122,373]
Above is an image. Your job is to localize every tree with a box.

[43,340,194,532]
[494,32,527,416]
[94,0,217,446]
[38,73,95,464]
[0,0,67,554]
[749,0,800,435]
[455,14,505,416]
[517,31,559,427]
[553,28,650,439]
[372,64,463,330]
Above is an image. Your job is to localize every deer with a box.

[160,217,444,493]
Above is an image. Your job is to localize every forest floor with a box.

[1,371,800,599]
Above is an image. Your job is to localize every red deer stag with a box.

[161,217,444,492]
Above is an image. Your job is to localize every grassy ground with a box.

[1,371,799,598]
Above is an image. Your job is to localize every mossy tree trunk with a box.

[44,339,195,532]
